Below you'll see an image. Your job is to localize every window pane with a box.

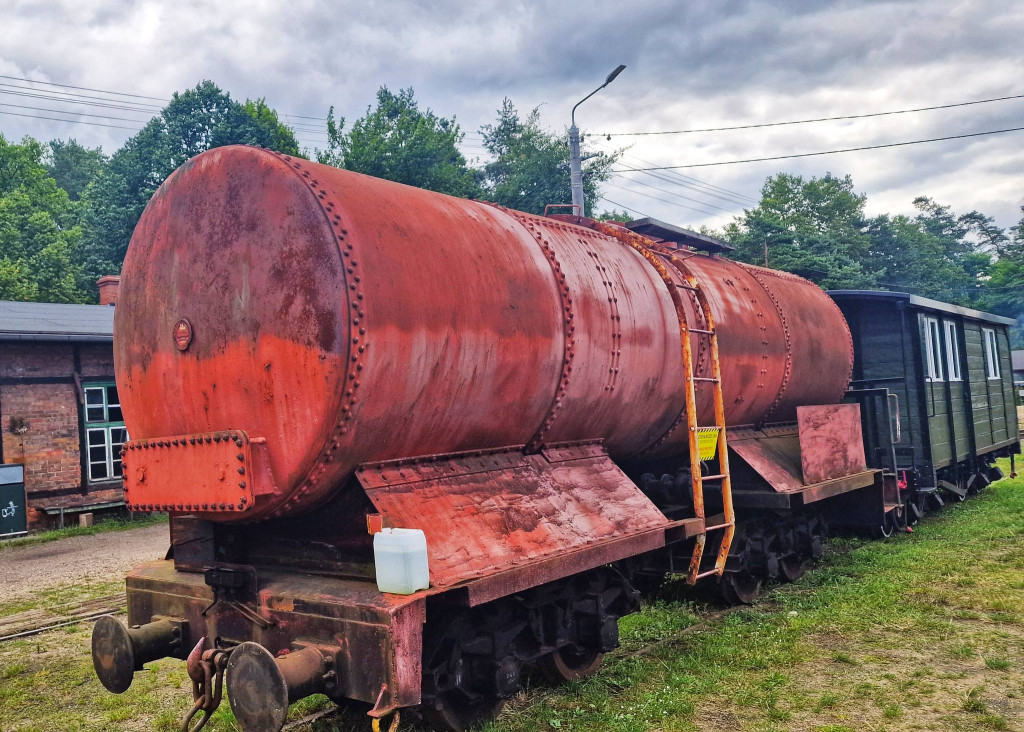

[87,429,107,447]
[108,406,124,423]
[89,445,108,462]
[90,462,108,480]
[110,427,127,445]
[106,385,119,406]
[86,406,105,422]
[85,388,105,405]
[113,460,123,478]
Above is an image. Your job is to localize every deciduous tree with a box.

[82,80,302,275]
[479,99,618,216]
[0,135,87,302]
[317,87,479,198]
[44,138,106,201]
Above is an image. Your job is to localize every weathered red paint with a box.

[116,146,852,521]
[797,404,867,484]
[356,444,670,588]
[728,425,875,497]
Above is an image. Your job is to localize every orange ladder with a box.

[590,221,735,585]
[669,262,735,584]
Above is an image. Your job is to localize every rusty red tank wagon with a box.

[92,146,887,731]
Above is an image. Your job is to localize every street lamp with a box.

[569,64,626,218]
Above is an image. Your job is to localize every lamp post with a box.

[569,64,626,218]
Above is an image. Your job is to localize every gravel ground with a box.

[0,523,168,605]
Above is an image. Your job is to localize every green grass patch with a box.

[0,513,166,551]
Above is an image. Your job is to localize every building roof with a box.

[1012,350,1024,373]
[827,290,1016,326]
[0,300,114,342]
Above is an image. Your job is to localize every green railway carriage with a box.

[829,291,1020,516]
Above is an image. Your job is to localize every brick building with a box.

[0,277,126,529]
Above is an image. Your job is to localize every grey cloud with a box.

[0,0,1020,229]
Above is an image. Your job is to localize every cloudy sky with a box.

[1,0,1022,231]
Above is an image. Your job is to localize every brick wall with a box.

[1,340,122,530]
[0,342,75,379]
[1,382,81,493]
[79,343,116,378]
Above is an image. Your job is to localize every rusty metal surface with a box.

[116,147,851,522]
[126,560,426,713]
[356,444,670,588]
[458,518,697,607]
[729,426,876,498]
[797,404,867,484]
[800,470,878,504]
[639,253,854,458]
[728,428,806,494]
[122,430,261,513]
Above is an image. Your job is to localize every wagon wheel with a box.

[538,646,604,683]
[719,571,762,605]
[422,693,506,732]
[778,554,810,583]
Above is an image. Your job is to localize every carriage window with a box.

[983,328,1001,380]
[944,321,962,381]
[923,316,943,381]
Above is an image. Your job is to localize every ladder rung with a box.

[696,473,727,481]
[695,568,722,580]
[691,377,719,383]
[686,328,714,335]
[704,522,733,531]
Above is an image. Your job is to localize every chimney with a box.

[97,276,121,307]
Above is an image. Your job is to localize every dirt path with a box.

[0,523,168,605]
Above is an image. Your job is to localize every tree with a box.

[721,172,875,288]
[44,139,106,201]
[595,208,632,222]
[316,87,478,197]
[981,204,1024,345]
[0,135,88,302]
[81,80,302,275]
[863,213,979,302]
[479,99,619,216]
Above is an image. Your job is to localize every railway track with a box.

[0,593,125,643]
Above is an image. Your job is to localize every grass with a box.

[0,512,166,552]
[1,462,1023,730]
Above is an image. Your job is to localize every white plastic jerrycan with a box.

[373,527,430,594]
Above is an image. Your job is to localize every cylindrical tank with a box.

[115,146,851,521]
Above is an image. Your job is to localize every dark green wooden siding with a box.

[835,292,1019,487]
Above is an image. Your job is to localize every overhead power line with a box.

[590,140,757,206]
[615,163,756,207]
[612,126,1024,171]
[0,86,164,114]
[598,196,652,219]
[0,102,151,124]
[603,182,727,217]
[600,92,1024,137]
[0,109,140,131]
[606,177,738,214]
[0,74,169,102]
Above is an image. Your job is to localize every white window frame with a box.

[923,316,943,382]
[983,328,1001,380]
[944,320,962,381]
[83,383,127,483]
